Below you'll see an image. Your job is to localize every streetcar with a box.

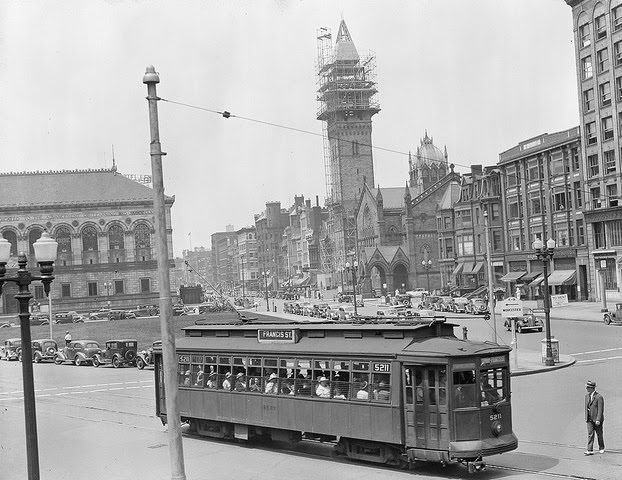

[154,317,518,472]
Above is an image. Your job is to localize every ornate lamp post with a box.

[598,259,608,313]
[533,238,556,366]
[103,281,112,309]
[262,270,270,311]
[0,231,57,480]
[421,259,432,292]
[345,260,359,316]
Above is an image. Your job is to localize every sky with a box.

[0,0,580,256]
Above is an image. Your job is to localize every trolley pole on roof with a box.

[483,210,498,344]
[143,65,187,480]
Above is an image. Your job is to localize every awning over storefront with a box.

[499,271,527,282]
[462,262,475,275]
[452,263,464,276]
[518,272,541,284]
[466,285,487,298]
[547,270,577,285]
[471,262,485,275]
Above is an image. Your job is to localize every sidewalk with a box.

[246,306,576,378]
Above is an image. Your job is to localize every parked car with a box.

[30,312,50,326]
[136,341,161,370]
[55,311,85,324]
[92,339,137,368]
[0,338,21,361]
[129,304,159,317]
[324,304,341,320]
[603,303,622,325]
[301,303,314,316]
[452,297,470,314]
[503,310,544,333]
[54,340,101,366]
[30,338,58,363]
[436,296,454,312]
[465,297,489,315]
[172,304,188,316]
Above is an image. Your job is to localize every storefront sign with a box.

[550,294,568,308]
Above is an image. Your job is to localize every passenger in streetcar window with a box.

[183,370,191,387]
[296,373,312,396]
[234,372,247,392]
[265,373,279,394]
[480,377,499,405]
[248,376,262,392]
[373,382,391,402]
[316,377,331,398]
[356,380,369,400]
[222,372,233,390]
[280,374,295,395]
[195,367,204,387]
[206,372,218,389]
[332,373,348,399]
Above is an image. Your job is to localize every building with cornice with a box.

[0,168,175,314]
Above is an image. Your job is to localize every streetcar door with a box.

[403,365,448,449]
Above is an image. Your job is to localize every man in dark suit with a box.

[584,380,605,455]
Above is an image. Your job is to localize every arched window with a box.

[28,228,42,255]
[56,227,72,253]
[108,225,125,250]
[82,226,98,251]
[135,224,151,249]
[2,230,17,256]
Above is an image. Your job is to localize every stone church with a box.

[356,133,460,295]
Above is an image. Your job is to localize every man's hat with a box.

[269,373,278,380]
[319,376,328,382]
[586,380,596,388]
[225,372,232,378]
[236,372,244,378]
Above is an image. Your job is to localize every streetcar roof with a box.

[173,321,510,358]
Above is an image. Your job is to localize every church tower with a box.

[317,20,380,275]
[408,131,448,197]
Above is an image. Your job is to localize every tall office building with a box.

[565,1,622,295]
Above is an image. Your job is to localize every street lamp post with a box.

[421,259,432,293]
[0,232,58,480]
[599,259,608,313]
[262,270,270,311]
[345,260,359,316]
[103,281,112,309]
[533,238,556,366]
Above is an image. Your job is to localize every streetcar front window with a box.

[480,367,506,406]
[453,370,477,408]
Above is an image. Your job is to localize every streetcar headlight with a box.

[491,421,502,436]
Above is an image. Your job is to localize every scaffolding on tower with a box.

[316,22,379,282]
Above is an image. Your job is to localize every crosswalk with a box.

[571,347,622,364]
[0,380,154,402]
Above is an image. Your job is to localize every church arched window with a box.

[108,225,125,250]
[82,226,98,251]
[2,230,17,256]
[56,227,72,253]
[135,224,151,249]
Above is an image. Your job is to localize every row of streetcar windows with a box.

[177,355,392,403]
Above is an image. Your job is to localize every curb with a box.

[510,355,576,377]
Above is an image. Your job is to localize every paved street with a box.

[1,300,621,479]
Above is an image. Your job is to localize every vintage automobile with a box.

[603,303,622,325]
[0,338,21,361]
[30,312,50,326]
[30,338,58,363]
[452,297,471,314]
[130,304,159,317]
[55,311,85,324]
[54,340,101,366]
[503,310,544,333]
[465,298,489,315]
[135,341,161,370]
[436,296,454,312]
[92,339,137,368]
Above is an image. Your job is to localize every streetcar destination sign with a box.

[257,329,299,343]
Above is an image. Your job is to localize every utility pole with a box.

[483,209,497,344]
[143,65,187,480]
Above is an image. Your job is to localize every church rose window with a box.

[82,226,98,251]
